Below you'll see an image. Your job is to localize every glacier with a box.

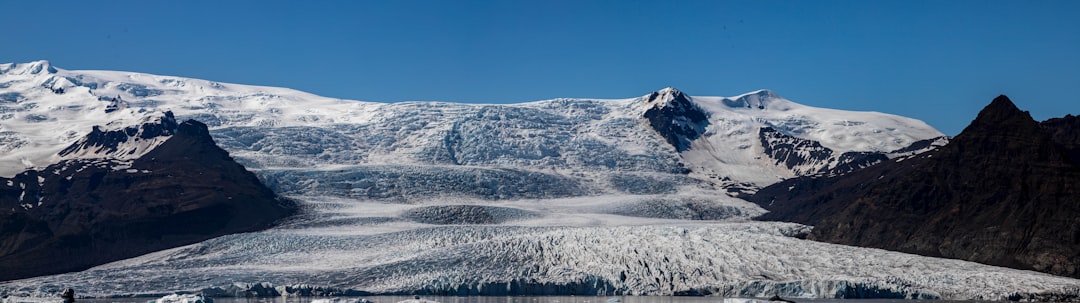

[0,60,942,194]
[2,60,1078,300]
[2,206,1079,300]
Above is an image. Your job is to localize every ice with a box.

[4,62,1058,301]
[151,294,212,303]
[0,297,61,303]
[0,61,941,195]
[721,299,770,303]
[2,206,1078,300]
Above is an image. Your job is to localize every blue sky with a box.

[4,0,1078,135]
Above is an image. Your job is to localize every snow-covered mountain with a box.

[56,110,179,160]
[0,110,295,281]
[7,61,1076,300]
[0,60,942,197]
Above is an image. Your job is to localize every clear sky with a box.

[3,0,1078,135]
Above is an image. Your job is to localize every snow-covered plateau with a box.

[1,61,1077,300]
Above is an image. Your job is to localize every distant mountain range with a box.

[1,60,1078,300]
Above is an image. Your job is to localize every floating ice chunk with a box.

[149,294,212,303]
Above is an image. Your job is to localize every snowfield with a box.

[2,61,1077,300]
[0,60,940,193]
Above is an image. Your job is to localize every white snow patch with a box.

[151,294,212,303]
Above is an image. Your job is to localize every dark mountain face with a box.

[1041,114,1080,164]
[642,89,710,152]
[758,127,888,176]
[0,118,296,281]
[751,95,1080,278]
[58,111,180,157]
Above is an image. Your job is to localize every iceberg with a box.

[149,294,212,303]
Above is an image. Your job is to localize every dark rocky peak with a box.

[961,95,1039,135]
[751,95,1080,278]
[723,89,781,109]
[641,88,710,152]
[144,111,181,138]
[58,111,180,159]
[103,95,130,113]
[177,118,210,137]
[0,115,294,281]
[952,95,1065,163]
[642,87,691,106]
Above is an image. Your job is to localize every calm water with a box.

[75,297,995,303]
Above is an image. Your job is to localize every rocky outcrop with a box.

[642,88,709,152]
[0,119,296,281]
[758,127,888,176]
[58,111,179,159]
[751,95,1080,278]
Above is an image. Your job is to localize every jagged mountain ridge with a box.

[641,88,709,152]
[758,127,887,176]
[57,111,180,159]
[0,112,296,281]
[750,95,1080,278]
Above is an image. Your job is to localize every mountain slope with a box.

[5,61,1034,299]
[1041,114,1080,164]
[751,95,1080,278]
[0,61,943,198]
[0,112,296,281]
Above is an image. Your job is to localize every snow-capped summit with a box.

[58,110,179,160]
[641,87,688,104]
[0,60,57,76]
[720,89,789,110]
[0,61,945,195]
[632,87,946,189]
